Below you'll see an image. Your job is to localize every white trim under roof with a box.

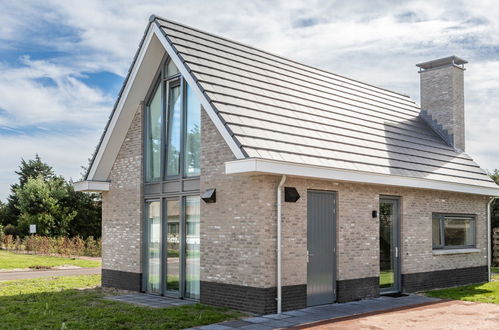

[74,181,110,192]
[225,158,499,196]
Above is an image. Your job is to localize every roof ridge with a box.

[150,14,412,99]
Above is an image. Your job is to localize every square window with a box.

[432,214,475,249]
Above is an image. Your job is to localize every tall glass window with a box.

[184,84,201,176]
[185,196,200,299]
[166,59,180,77]
[166,200,180,293]
[146,201,161,294]
[166,84,182,176]
[145,85,162,182]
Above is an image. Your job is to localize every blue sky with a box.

[1,0,499,200]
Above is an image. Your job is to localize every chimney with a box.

[416,56,467,151]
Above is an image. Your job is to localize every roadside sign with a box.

[29,224,36,234]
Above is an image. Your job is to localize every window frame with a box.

[143,56,200,183]
[144,68,163,183]
[432,213,476,250]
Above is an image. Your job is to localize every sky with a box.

[1,0,499,201]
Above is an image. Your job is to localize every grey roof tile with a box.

[155,18,496,188]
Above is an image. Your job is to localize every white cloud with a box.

[1,0,499,200]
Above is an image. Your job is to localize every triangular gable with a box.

[85,17,244,182]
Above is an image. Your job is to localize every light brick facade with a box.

[199,106,488,290]
[101,104,143,275]
[101,103,488,311]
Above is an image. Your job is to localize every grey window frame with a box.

[144,72,163,183]
[432,213,476,250]
[143,56,199,185]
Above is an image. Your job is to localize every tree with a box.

[16,176,77,236]
[1,155,54,227]
[65,186,102,239]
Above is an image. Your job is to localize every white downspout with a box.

[277,175,286,314]
[488,197,497,282]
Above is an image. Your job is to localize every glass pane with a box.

[185,196,200,299]
[184,83,201,176]
[166,200,180,293]
[432,217,441,247]
[444,218,473,246]
[166,84,181,176]
[145,85,162,182]
[379,202,394,289]
[167,59,180,77]
[147,202,161,294]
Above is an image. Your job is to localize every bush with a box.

[2,234,101,257]
[0,224,4,246]
[3,224,19,237]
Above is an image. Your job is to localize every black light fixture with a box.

[284,187,300,202]
[201,189,216,203]
[372,210,378,218]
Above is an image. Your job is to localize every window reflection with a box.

[185,196,200,299]
[145,85,162,181]
[166,85,181,176]
[185,84,201,176]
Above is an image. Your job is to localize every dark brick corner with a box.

[336,277,379,302]
[102,269,141,292]
[402,265,488,292]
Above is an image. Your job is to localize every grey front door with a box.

[307,190,336,306]
[379,196,401,293]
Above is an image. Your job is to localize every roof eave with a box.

[225,158,499,197]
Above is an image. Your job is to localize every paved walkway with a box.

[302,300,499,329]
[0,267,101,281]
[193,295,441,329]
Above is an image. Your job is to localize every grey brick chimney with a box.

[416,56,467,151]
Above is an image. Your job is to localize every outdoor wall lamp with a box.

[372,210,378,218]
[201,189,216,203]
[284,187,300,202]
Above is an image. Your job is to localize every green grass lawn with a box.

[491,267,499,274]
[0,250,101,270]
[425,280,499,304]
[0,275,244,329]
[379,270,393,288]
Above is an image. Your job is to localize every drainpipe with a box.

[277,175,286,314]
[488,197,497,282]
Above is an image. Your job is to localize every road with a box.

[0,267,101,281]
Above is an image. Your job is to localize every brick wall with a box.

[281,177,487,286]
[101,104,143,278]
[200,107,488,310]
[200,109,279,288]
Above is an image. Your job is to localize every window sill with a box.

[432,248,480,255]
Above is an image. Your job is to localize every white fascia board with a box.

[225,158,499,197]
[74,181,110,192]
[152,23,245,159]
[87,24,158,181]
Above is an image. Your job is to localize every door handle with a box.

[395,247,399,258]
[307,251,314,262]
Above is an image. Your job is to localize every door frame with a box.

[306,189,337,306]
[142,196,199,300]
[379,195,401,294]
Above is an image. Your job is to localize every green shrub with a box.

[2,234,100,257]
[0,224,4,247]
[3,224,19,237]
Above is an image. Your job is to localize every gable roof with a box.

[81,15,499,196]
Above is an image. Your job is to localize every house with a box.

[75,15,499,314]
